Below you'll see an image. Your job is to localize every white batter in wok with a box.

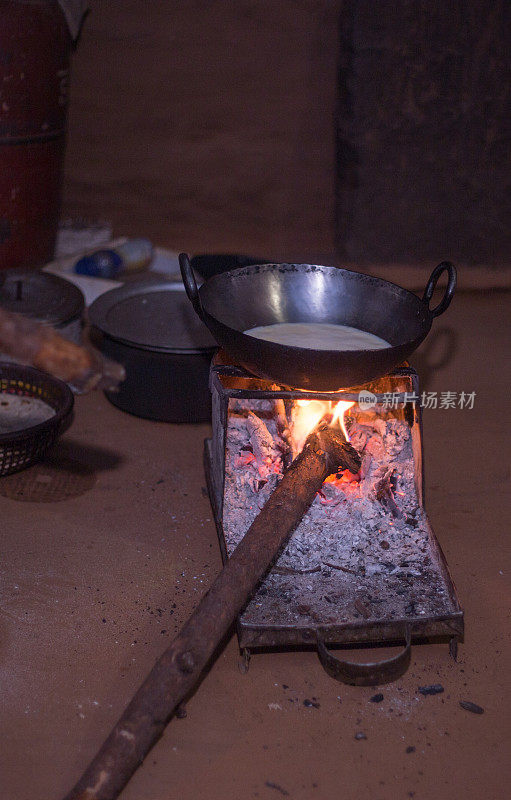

[244,322,391,351]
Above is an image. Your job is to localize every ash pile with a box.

[222,398,456,627]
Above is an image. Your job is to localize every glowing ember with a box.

[291,398,355,457]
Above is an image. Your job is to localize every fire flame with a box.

[330,400,355,440]
[291,398,355,457]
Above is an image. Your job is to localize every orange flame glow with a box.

[291,398,355,457]
[331,400,356,440]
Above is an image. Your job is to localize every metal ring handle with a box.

[316,627,411,686]
[422,261,457,317]
[179,252,204,319]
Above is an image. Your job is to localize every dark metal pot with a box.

[0,269,84,343]
[179,254,456,390]
[88,279,217,423]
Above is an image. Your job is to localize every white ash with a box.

[222,400,456,627]
[0,392,55,434]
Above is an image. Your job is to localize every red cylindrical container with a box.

[0,0,71,270]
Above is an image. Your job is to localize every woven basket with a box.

[0,363,74,476]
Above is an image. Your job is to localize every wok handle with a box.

[423,261,457,317]
[179,252,204,319]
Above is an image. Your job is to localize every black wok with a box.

[179,254,456,390]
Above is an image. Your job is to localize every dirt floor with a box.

[0,290,509,800]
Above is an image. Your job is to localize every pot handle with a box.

[422,261,457,317]
[179,253,204,319]
[316,627,411,686]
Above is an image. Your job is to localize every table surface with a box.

[0,290,509,800]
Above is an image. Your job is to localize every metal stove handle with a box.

[179,252,204,320]
[316,626,411,686]
[422,261,457,318]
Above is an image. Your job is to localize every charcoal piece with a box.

[459,700,484,714]
[418,684,444,696]
[354,598,371,618]
[370,693,384,703]
[246,410,280,463]
[265,782,290,797]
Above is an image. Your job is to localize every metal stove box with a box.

[204,359,463,682]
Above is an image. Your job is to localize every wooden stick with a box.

[62,423,360,800]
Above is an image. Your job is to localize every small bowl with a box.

[0,363,74,476]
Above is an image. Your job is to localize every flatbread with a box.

[244,322,390,351]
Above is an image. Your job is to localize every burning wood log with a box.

[245,409,281,464]
[62,422,360,800]
[375,467,402,519]
[0,307,125,392]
